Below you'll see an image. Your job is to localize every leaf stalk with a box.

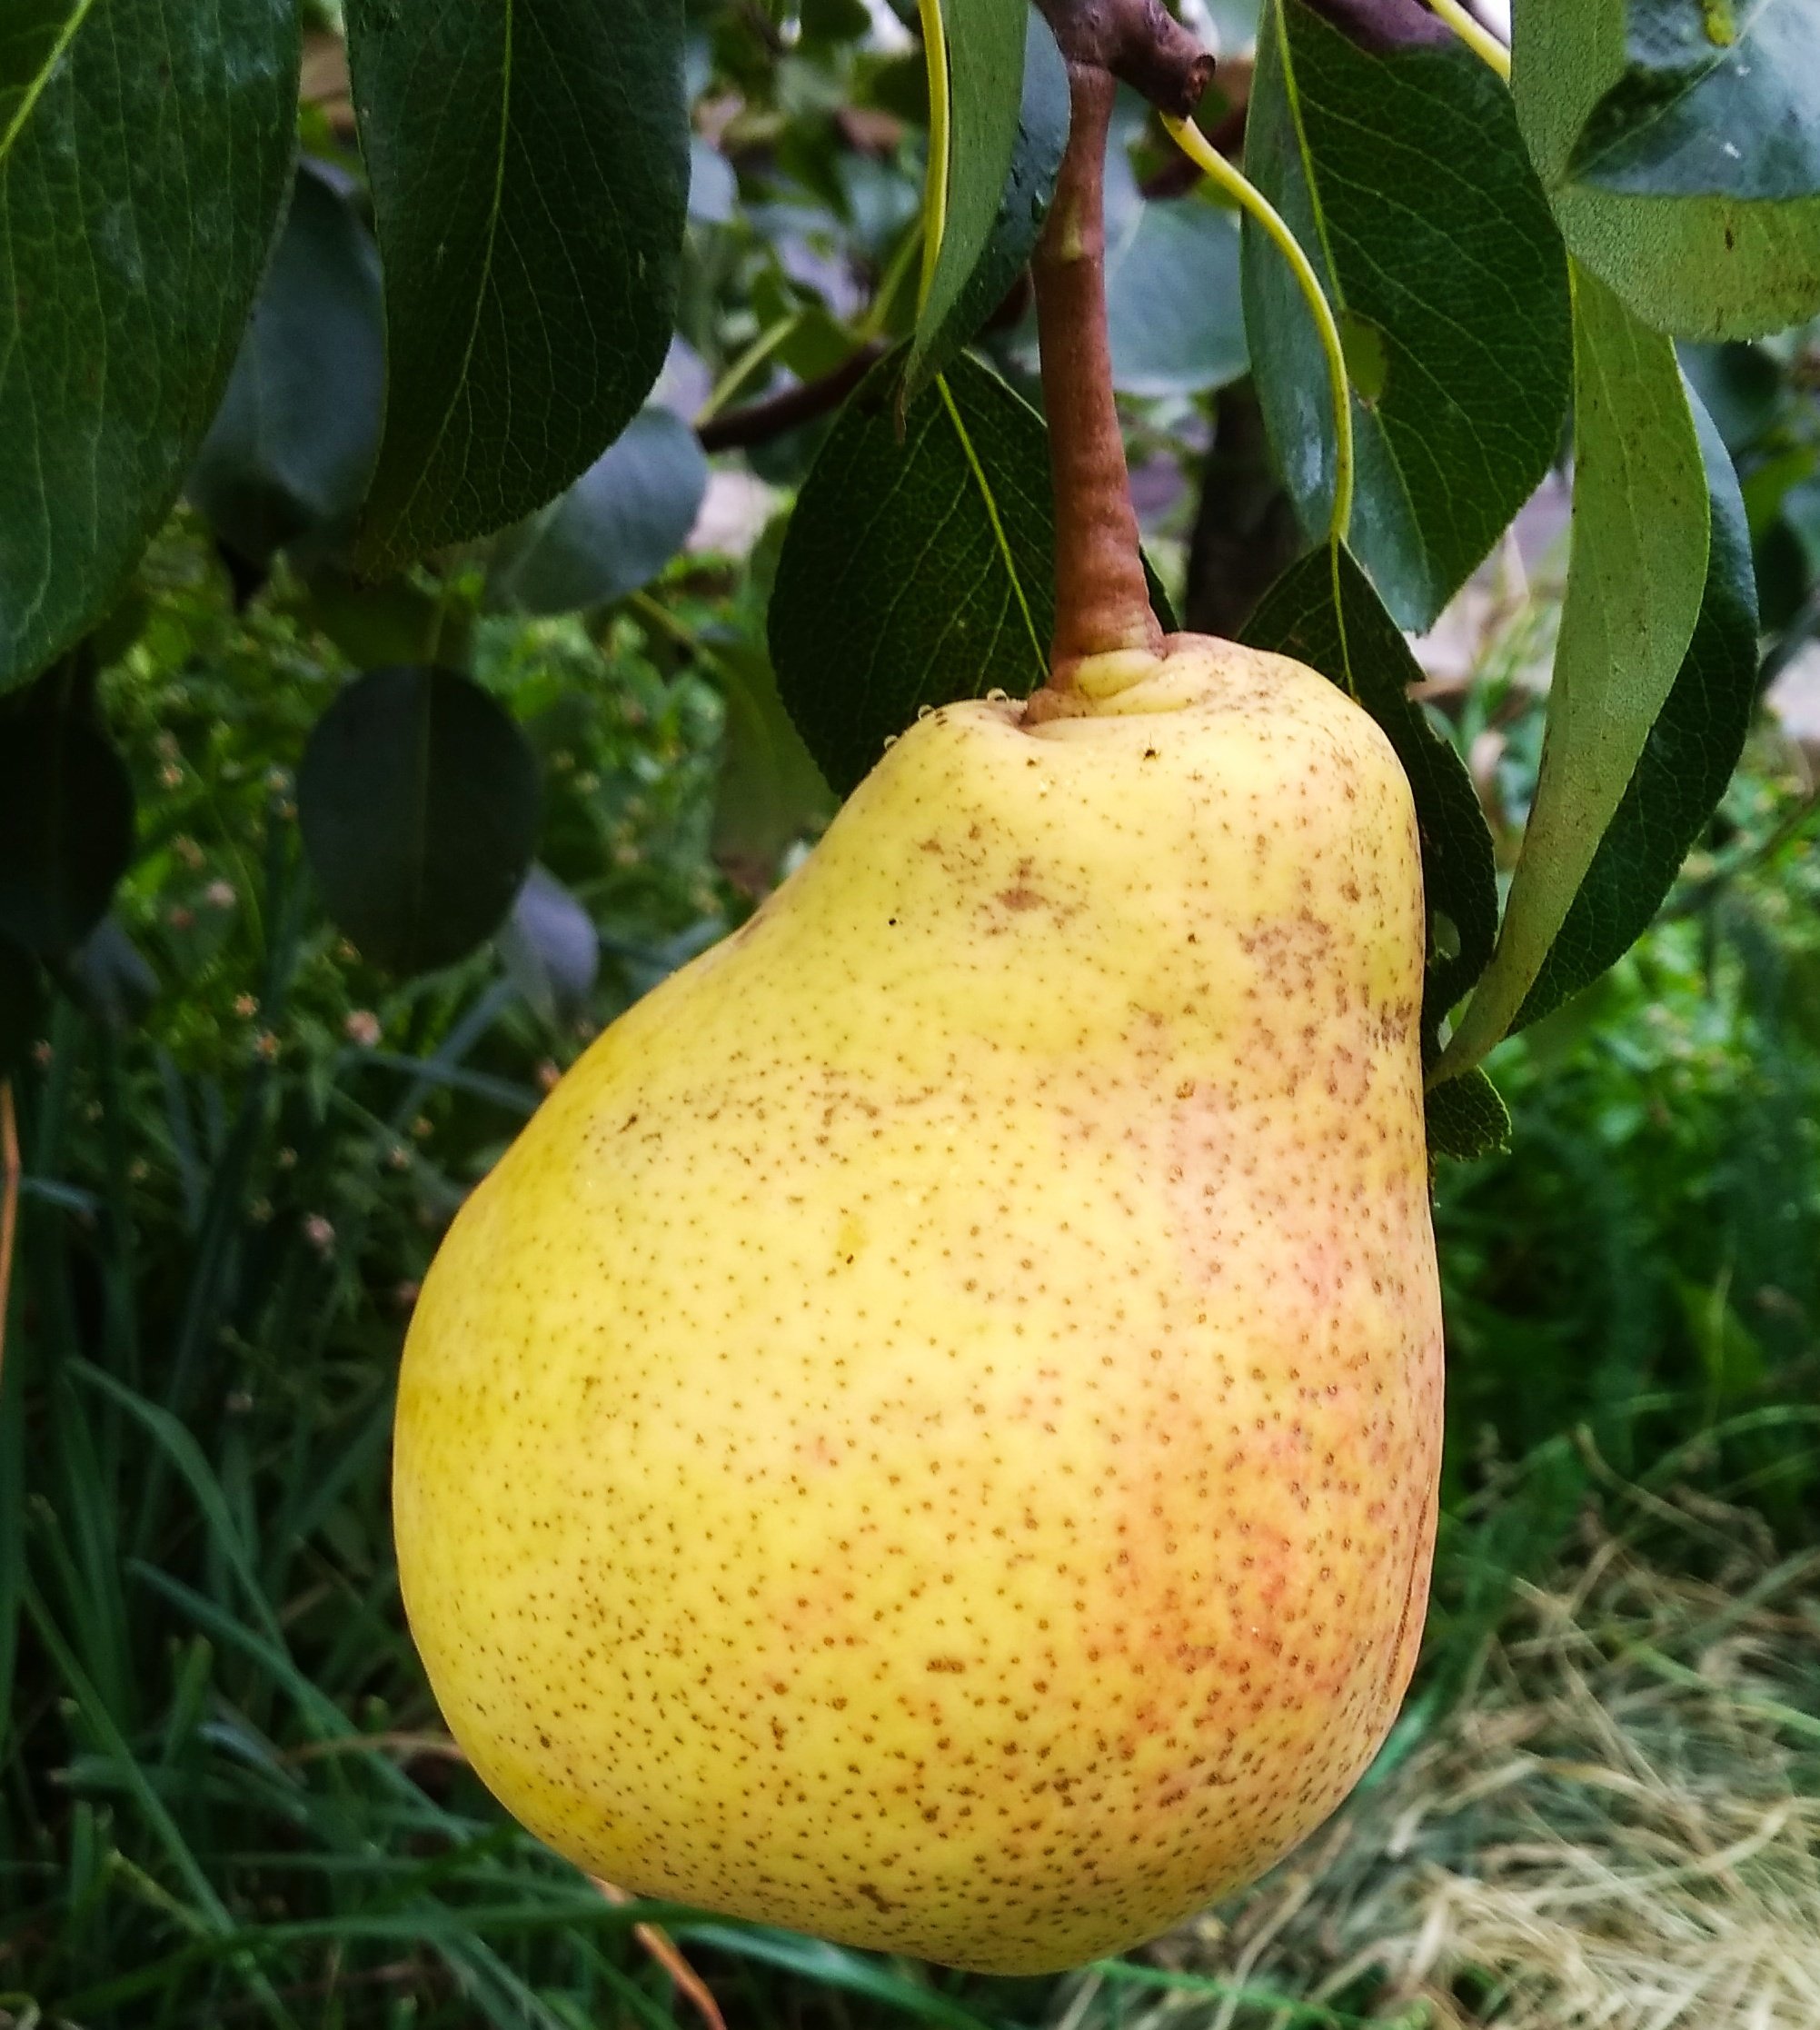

[1426,0,1511,82]
[1162,114,1355,549]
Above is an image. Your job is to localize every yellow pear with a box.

[393,633,1442,1975]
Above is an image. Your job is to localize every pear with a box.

[393,633,1442,1975]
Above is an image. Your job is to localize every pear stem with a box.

[1030,64,1164,689]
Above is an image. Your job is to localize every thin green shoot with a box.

[1161,114,1356,547]
[1428,0,1512,81]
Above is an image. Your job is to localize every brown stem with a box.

[1031,63,1163,687]
[1141,57,1251,198]
[696,342,887,453]
[1035,0,1214,117]
[593,1879,728,2030]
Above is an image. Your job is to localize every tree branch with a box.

[695,343,887,453]
[1035,0,1214,117]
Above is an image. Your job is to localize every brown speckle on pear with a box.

[393,633,1443,1974]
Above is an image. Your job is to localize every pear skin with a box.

[393,635,1443,1974]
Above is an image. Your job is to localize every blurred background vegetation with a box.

[4,0,1819,2025]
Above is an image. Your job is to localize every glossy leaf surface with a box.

[1441,268,1709,1073]
[904,0,1061,402]
[0,0,299,686]
[770,356,1055,794]
[346,0,690,571]
[1245,0,1571,629]
[771,353,1174,795]
[187,164,385,566]
[1516,391,1759,1028]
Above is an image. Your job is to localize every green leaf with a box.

[904,0,1065,403]
[771,352,1177,794]
[1241,543,1498,1041]
[345,0,690,573]
[1244,0,1572,630]
[1680,336,1785,453]
[1513,0,1820,338]
[187,163,385,567]
[0,0,300,689]
[1440,264,1709,1076]
[0,936,44,1078]
[484,409,709,615]
[1425,1066,1512,1160]
[712,647,835,892]
[1516,388,1758,1028]
[297,667,542,975]
[1142,554,1180,634]
[0,662,135,959]
[771,353,1054,794]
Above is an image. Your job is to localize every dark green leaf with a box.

[1242,542,1498,1040]
[0,0,299,689]
[1679,338,1785,454]
[1513,0,1820,338]
[903,5,1068,403]
[297,667,542,974]
[1106,124,1248,399]
[346,0,689,572]
[1245,0,1572,629]
[484,410,709,615]
[1440,265,1708,1074]
[771,352,1177,794]
[712,647,835,891]
[1143,555,1180,634]
[0,664,135,958]
[771,353,1053,793]
[187,163,384,567]
[498,865,600,1023]
[803,0,872,42]
[1425,1066,1512,1160]
[0,937,43,1078]
[1516,389,1758,1027]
